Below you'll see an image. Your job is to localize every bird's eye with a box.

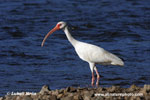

[58,24,62,27]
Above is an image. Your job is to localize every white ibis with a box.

[41,21,124,87]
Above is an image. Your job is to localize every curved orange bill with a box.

[41,26,59,47]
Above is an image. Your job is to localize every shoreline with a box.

[0,85,150,100]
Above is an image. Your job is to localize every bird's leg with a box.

[94,67,100,87]
[91,71,95,87]
[89,63,95,87]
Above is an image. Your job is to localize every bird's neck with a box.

[63,26,78,47]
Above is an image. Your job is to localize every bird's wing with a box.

[75,42,106,62]
[83,43,124,66]
[75,42,124,66]
[103,50,124,66]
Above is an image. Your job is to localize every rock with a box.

[66,87,77,92]
[140,97,145,100]
[124,96,131,100]
[83,90,94,97]
[73,95,79,100]
[22,96,33,100]
[4,95,15,100]
[77,87,83,92]
[110,86,117,92]
[59,89,64,94]
[140,84,150,95]
[109,86,121,92]
[36,94,43,100]
[30,95,38,100]
[0,97,3,100]
[83,91,92,100]
[39,85,51,95]
[118,97,125,100]
[16,96,23,100]
[41,94,56,100]
[129,84,139,92]
[98,87,106,92]
[73,94,83,100]
[52,89,59,95]
[61,96,73,100]
[145,96,150,100]
[57,94,63,99]
[136,97,142,100]
[130,96,140,100]
[67,93,74,97]
[144,85,150,93]
[50,95,57,100]
[97,87,103,92]
[84,95,91,100]
[94,96,105,100]
[89,91,94,97]
[42,95,50,100]
[1,84,150,100]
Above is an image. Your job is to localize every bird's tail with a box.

[106,52,124,66]
[111,59,124,66]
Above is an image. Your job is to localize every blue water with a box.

[0,0,150,96]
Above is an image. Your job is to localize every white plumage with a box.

[75,42,123,66]
[41,21,124,86]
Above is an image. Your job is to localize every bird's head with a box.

[57,21,67,29]
[41,21,67,47]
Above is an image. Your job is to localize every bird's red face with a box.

[41,23,61,47]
